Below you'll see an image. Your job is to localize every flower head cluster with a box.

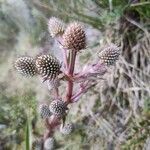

[39,100,68,119]
[15,54,61,81]
[14,16,121,148]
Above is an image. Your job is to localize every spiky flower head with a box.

[44,137,55,150]
[60,123,74,135]
[48,17,65,37]
[49,100,67,116]
[32,139,42,150]
[62,22,86,51]
[47,78,60,90]
[98,44,120,66]
[39,104,52,119]
[35,54,61,80]
[14,56,37,76]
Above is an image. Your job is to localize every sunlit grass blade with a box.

[25,118,31,150]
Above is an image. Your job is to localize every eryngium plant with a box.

[14,56,37,76]
[14,17,121,149]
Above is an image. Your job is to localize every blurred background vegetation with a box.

[0,0,150,149]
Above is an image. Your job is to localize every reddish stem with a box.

[63,48,69,69]
[43,116,61,140]
[56,37,69,69]
[71,82,97,102]
[66,50,77,103]
[43,39,77,144]
[53,88,59,98]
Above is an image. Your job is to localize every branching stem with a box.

[71,81,97,102]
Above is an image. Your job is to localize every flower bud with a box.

[39,104,52,119]
[62,22,86,51]
[47,78,60,90]
[48,17,65,37]
[32,139,42,150]
[49,100,67,116]
[60,123,74,135]
[98,44,120,66]
[15,56,37,76]
[44,137,55,150]
[35,54,61,80]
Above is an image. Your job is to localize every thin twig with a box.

[72,81,97,102]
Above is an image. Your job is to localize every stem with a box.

[43,116,61,140]
[62,48,69,69]
[109,0,113,12]
[71,81,90,100]
[56,37,69,69]
[66,50,77,103]
[69,50,76,74]
[71,89,84,102]
[53,88,59,98]
[130,2,150,7]
[71,82,97,102]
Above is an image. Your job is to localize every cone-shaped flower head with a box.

[60,123,74,135]
[32,139,42,150]
[98,44,120,66]
[35,54,61,80]
[62,22,86,51]
[47,78,60,90]
[49,100,67,116]
[44,137,55,150]
[48,17,65,37]
[14,56,37,76]
[39,104,52,119]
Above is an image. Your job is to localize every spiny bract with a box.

[35,54,61,80]
[15,56,37,76]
